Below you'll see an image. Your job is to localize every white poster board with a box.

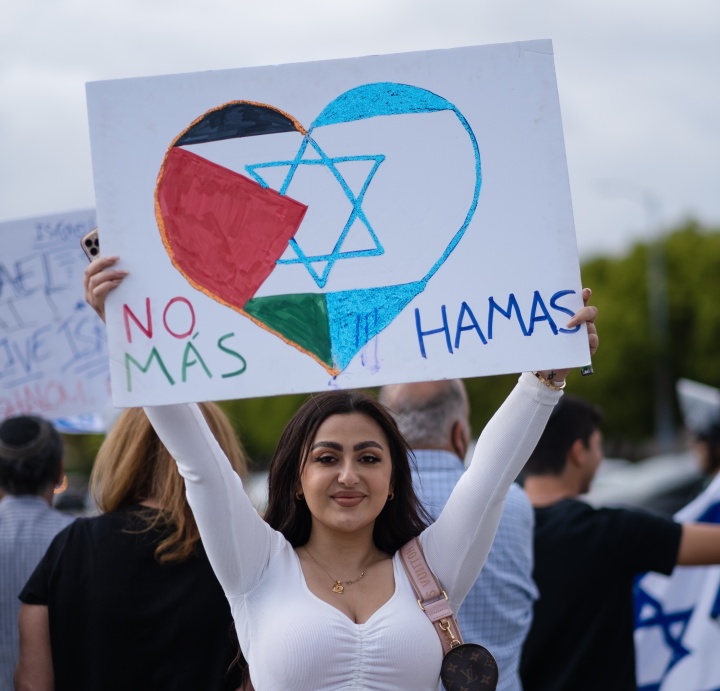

[87,39,589,406]
[0,210,112,430]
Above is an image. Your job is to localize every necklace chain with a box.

[303,546,379,594]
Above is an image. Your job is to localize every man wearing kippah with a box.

[0,416,74,689]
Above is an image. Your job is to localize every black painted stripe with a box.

[175,102,301,146]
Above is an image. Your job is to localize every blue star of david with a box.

[634,583,694,688]
[246,135,385,288]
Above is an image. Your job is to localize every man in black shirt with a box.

[520,395,720,691]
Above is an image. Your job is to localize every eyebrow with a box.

[311,441,384,452]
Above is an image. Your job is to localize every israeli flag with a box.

[634,472,720,690]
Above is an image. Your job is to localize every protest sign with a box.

[87,39,589,405]
[0,210,111,429]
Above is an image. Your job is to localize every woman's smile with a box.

[331,491,367,507]
[300,412,394,535]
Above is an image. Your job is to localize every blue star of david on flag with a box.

[634,491,720,691]
[246,136,386,288]
[634,581,694,689]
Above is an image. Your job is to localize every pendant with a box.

[332,581,345,594]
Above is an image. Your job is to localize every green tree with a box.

[575,221,720,456]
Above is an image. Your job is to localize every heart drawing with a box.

[155,82,481,375]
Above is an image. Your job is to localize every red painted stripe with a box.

[157,147,307,309]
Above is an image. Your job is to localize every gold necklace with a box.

[303,546,379,594]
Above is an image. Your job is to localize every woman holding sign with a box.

[84,256,598,691]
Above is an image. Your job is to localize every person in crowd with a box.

[84,255,598,690]
[0,415,73,689]
[693,419,720,479]
[15,405,249,691]
[519,395,720,691]
[379,379,538,691]
[645,416,720,515]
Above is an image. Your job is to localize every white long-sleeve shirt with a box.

[146,372,560,690]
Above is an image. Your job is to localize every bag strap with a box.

[400,537,464,655]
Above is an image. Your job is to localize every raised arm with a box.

[422,290,598,608]
[143,402,280,595]
[84,257,281,596]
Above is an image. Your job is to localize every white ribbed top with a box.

[146,372,560,690]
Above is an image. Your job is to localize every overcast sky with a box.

[2,0,718,259]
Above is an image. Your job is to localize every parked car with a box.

[585,451,706,515]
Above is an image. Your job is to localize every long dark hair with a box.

[264,390,430,553]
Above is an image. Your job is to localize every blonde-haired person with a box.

[91,405,246,562]
[15,405,249,691]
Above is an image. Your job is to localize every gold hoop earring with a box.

[53,475,68,495]
[387,491,395,501]
[295,491,304,501]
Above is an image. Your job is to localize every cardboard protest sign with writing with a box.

[0,210,112,429]
[87,39,589,406]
